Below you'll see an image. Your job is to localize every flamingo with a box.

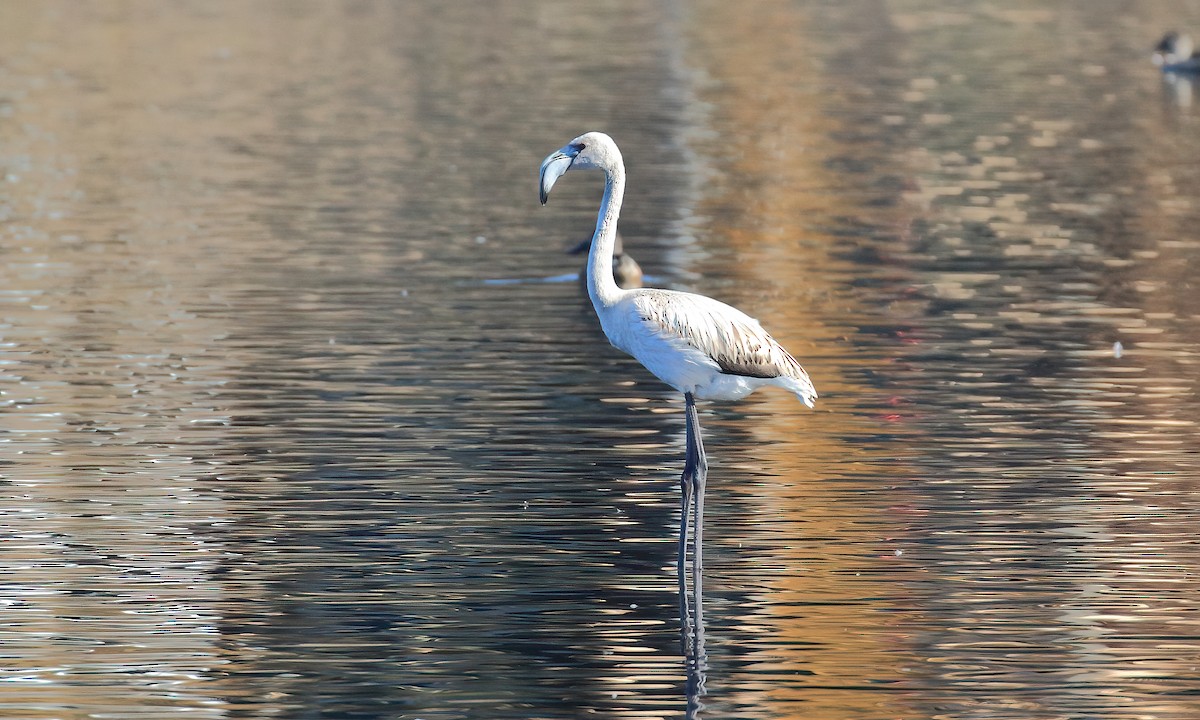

[538,131,817,658]
[568,231,643,289]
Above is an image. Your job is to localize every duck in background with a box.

[568,231,644,290]
[1154,32,1200,72]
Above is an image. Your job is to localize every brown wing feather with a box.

[709,319,790,378]
[634,290,807,380]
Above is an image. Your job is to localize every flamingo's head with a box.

[538,131,623,205]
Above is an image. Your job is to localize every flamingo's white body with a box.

[538,131,816,669]
[600,288,815,402]
[539,131,816,407]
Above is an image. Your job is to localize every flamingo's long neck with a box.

[587,159,626,310]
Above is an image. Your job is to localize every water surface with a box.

[2,2,1199,719]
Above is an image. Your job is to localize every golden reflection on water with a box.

[0,10,239,718]
[677,1,1200,719]
[680,2,922,718]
